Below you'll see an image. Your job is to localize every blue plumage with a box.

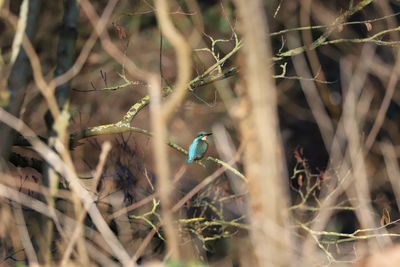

[187,132,212,163]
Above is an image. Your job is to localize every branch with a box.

[0,108,135,266]
[72,125,245,181]
[275,0,374,60]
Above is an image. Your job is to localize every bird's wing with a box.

[187,138,200,162]
[196,141,209,159]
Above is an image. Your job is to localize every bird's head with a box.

[196,131,212,141]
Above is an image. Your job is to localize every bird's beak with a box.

[201,133,212,141]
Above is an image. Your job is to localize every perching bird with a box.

[187,131,212,163]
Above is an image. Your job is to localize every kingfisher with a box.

[187,131,212,163]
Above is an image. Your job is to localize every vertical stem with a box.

[152,0,192,260]
[233,0,292,266]
[42,0,80,264]
[0,0,42,167]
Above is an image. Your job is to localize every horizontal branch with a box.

[72,126,245,180]
[269,11,400,37]
[275,0,374,60]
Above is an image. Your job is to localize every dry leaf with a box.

[112,22,127,40]
[298,174,303,187]
[365,22,372,32]
[294,147,304,164]
[380,209,390,226]
[224,180,230,191]
[197,224,202,234]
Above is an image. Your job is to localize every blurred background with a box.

[1,0,400,266]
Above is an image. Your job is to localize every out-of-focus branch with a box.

[49,0,118,90]
[300,46,372,264]
[365,48,400,151]
[276,31,400,62]
[0,0,41,166]
[300,0,340,120]
[13,203,39,265]
[340,45,391,249]
[381,142,400,213]
[71,65,238,129]
[233,0,291,266]
[132,146,244,261]
[60,141,112,266]
[0,177,125,266]
[149,0,192,259]
[0,108,136,267]
[342,57,384,246]
[79,0,150,81]
[276,0,373,60]
[42,1,80,263]
[0,6,59,123]
[288,34,334,150]
[9,0,28,66]
[104,145,246,223]
[51,0,79,112]
[270,11,400,37]
[71,122,245,181]
[73,8,245,258]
